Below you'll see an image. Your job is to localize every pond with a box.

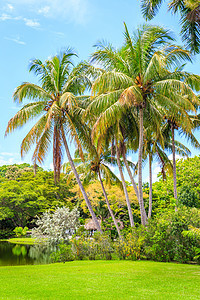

[0,241,55,266]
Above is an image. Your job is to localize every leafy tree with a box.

[152,155,200,214]
[0,167,74,228]
[177,184,199,208]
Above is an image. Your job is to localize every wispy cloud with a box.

[23,18,40,28]
[3,0,90,24]
[0,152,21,166]
[7,3,14,11]
[0,12,40,28]
[38,6,50,16]
[4,36,26,45]
[0,152,19,156]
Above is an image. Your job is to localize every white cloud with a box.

[168,154,183,160]
[38,6,50,16]
[23,18,40,28]
[0,152,19,156]
[0,152,21,166]
[0,13,40,28]
[4,36,26,45]
[7,4,14,11]
[51,31,65,37]
[0,13,12,20]
[5,0,90,24]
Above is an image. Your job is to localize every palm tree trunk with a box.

[171,122,177,209]
[148,153,152,219]
[122,149,140,199]
[98,170,121,237]
[61,126,102,233]
[138,107,147,225]
[115,138,135,227]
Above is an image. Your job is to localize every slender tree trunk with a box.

[171,123,178,210]
[148,153,152,219]
[138,107,147,225]
[98,170,121,237]
[122,150,139,200]
[61,126,102,233]
[115,138,135,227]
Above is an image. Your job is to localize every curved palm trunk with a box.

[61,126,102,233]
[171,123,178,210]
[138,107,147,225]
[98,170,121,237]
[115,139,135,227]
[122,150,139,201]
[148,153,152,219]
[53,126,62,184]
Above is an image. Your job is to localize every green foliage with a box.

[13,226,28,238]
[114,228,145,260]
[0,164,74,229]
[144,207,200,263]
[0,229,14,239]
[71,233,113,260]
[152,156,200,213]
[177,184,199,208]
[51,243,75,262]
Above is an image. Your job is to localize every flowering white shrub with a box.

[32,207,80,243]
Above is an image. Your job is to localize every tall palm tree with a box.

[141,0,200,53]
[89,23,199,225]
[5,49,102,233]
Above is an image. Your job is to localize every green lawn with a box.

[0,260,199,299]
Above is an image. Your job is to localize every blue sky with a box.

[0,0,200,182]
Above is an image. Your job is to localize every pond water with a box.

[0,241,55,266]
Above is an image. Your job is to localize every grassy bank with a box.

[6,238,37,245]
[0,261,199,299]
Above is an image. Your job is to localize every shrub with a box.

[177,185,199,208]
[32,207,80,243]
[13,226,28,237]
[0,229,14,239]
[144,207,200,263]
[114,228,145,260]
[71,233,113,260]
[51,243,75,262]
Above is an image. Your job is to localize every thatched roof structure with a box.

[84,219,101,230]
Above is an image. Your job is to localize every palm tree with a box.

[63,149,123,237]
[161,112,200,205]
[141,0,200,53]
[5,49,102,233]
[89,23,199,225]
[143,124,191,218]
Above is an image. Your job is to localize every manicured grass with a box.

[7,238,38,245]
[0,261,199,299]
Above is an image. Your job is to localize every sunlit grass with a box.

[7,238,38,245]
[0,260,199,299]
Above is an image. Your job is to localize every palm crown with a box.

[6,49,90,184]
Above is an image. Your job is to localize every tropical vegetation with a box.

[1,20,200,272]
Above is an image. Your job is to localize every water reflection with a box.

[0,241,53,266]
